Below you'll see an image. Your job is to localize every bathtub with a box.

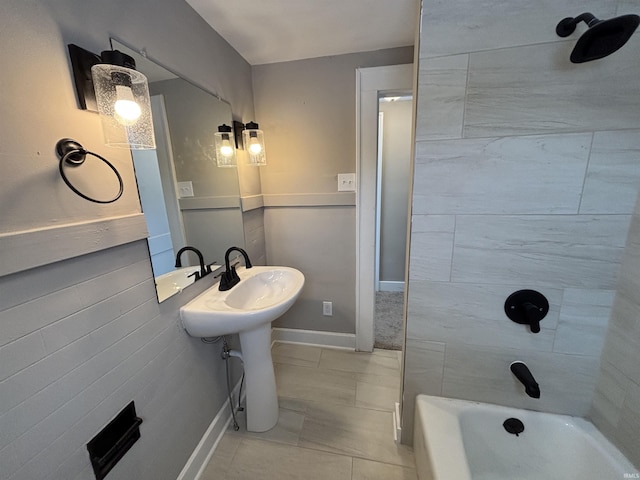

[413,394,638,480]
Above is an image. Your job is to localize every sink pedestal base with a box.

[238,323,278,432]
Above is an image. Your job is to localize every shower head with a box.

[556,12,640,63]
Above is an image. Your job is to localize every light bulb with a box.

[220,139,234,157]
[242,123,266,166]
[114,85,142,126]
[248,138,263,155]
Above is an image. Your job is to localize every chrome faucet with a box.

[510,361,540,398]
[175,246,210,281]
[218,246,253,291]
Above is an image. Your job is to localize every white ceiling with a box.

[185,0,418,65]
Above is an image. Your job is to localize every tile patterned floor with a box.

[201,343,417,480]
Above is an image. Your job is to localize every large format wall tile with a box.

[401,339,446,443]
[580,130,640,214]
[600,325,640,389]
[441,343,599,416]
[609,210,640,337]
[590,360,629,429]
[413,134,591,214]
[408,215,455,281]
[415,55,468,141]
[451,215,630,288]
[420,0,617,58]
[464,38,640,137]
[406,280,561,350]
[553,288,615,356]
[616,381,640,466]
[618,0,640,16]
[403,339,445,397]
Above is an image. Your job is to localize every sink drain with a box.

[503,418,525,436]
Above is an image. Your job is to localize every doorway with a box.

[355,64,414,353]
[374,94,412,350]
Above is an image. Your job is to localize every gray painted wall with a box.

[379,99,412,283]
[402,0,640,447]
[253,48,414,333]
[0,0,253,478]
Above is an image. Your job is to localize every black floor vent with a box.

[87,401,143,480]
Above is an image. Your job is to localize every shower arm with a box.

[556,12,600,37]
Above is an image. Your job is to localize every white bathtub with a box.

[413,394,638,480]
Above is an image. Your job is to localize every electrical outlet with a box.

[322,301,333,316]
[178,181,194,198]
[337,173,356,192]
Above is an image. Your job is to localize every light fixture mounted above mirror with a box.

[67,44,156,150]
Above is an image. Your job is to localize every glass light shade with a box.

[242,128,267,166]
[214,131,237,167]
[91,64,156,149]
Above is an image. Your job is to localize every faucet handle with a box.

[229,263,240,281]
[217,266,241,291]
[504,290,549,334]
[522,302,542,333]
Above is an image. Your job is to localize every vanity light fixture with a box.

[67,44,155,150]
[242,121,267,166]
[214,124,237,167]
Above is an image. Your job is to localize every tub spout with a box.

[510,361,540,398]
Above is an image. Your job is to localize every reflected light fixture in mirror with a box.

[214,124,237,167]
[67,44,156,149]
[242,121,267,166]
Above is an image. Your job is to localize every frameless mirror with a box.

[112,40,245,302]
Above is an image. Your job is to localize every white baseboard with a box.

[271,327,356,350]
[177,377,244,480]
[378,281,405,292]
[393,401,402,444]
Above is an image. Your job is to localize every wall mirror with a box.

[112,40,245,302]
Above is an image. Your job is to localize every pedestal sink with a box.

[180,266,304,432]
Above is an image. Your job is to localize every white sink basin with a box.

[180,266,305,337]
[180,265,304,432]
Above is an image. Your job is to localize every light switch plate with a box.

[338,173,356,192]
[178,181,194,198]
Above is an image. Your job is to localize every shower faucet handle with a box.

[521,301,543,333]
[504,290,549,334]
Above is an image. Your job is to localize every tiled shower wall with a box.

[590,197,640,466]
[402,0,640,443]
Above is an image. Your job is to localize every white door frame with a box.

[355,64,414,352]
[374,111,384,293]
